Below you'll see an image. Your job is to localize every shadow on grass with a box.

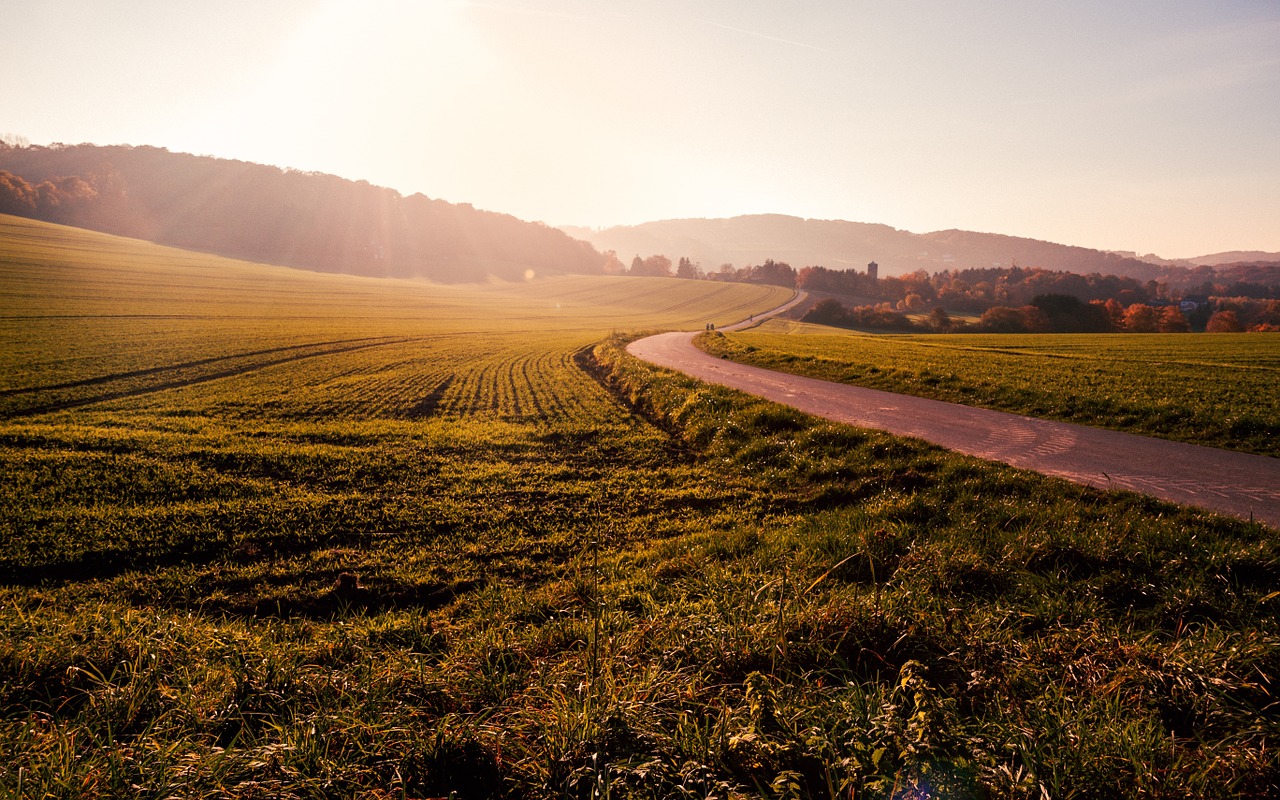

[207,575,488,620]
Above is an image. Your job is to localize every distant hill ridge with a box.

[0,143,603,282]
[562,214,1279,282]
[4,144,1272,286]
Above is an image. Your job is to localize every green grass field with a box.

[699,318,1280,457]
[3,216,1279,798]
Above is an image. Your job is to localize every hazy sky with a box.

[5,0,1279,257]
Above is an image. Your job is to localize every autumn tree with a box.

[1205,310,1243,332]
[601,250,626,274]
[802,298,851,327]
[0,171,36,215]
[1020,305,1052,333]
[847,304,918,331]
[1157,306,1190,333]
[749,259,797,288]
[676,256,699,279]
[901,293,925,312]
[977,306,1028,333]
[1030,294,1109,332]
[1122,303,1158,333]
[628,254,672,277]
[1254,300,1280,329]
[646,254,673,277]
[1102,298,1125,330]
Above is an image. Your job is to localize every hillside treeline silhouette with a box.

[0,143,603,281]
[678,259,1277,309]
[795,264,1160,310]
[662,257,1278,332]
[568,213,1182,283]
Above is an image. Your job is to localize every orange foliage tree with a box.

[1122,304,1159,333]
[1157,306,1190,332]
[1205,310,1243,332]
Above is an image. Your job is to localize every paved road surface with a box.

[628,327,1280,530]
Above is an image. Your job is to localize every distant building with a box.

[867,261,879,281]
[1180,296,1208,314]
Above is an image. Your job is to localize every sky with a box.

[4,0,1279,258]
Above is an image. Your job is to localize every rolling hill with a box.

[563,214,1175,280]
[0,142,604,282]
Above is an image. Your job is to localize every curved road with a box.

[628,300,1280,529]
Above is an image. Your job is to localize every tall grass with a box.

[2,218,1277,796]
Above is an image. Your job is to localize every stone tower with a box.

[867,261,879,281]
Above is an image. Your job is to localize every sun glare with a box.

[178,1,495,172]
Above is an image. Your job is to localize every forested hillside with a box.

[564,214,1168,280]
[0,143,603,282]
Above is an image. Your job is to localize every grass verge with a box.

[697,325,1280,457]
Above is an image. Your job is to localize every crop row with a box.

[75,333,618,426]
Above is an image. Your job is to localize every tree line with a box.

[804,294,1278,333]
[0,143,605,282]
[809,292,1280,333]
[615,252,1280,333]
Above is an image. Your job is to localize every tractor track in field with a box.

[628,293,1280,529]
[3,337,415,417]
[0,337,402,397]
